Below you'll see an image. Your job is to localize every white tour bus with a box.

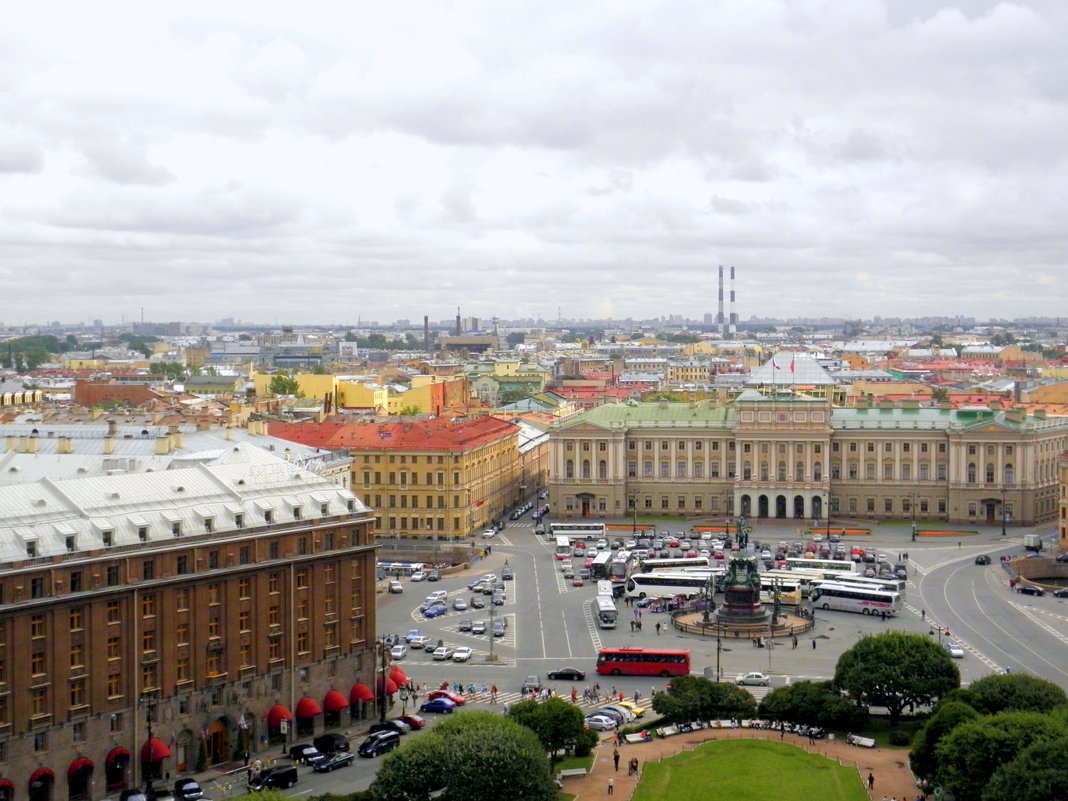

[607,550,636,585]
[590,551,614,580]
[624,570,715,600]
[832,574,907,599]
[595,597,619,629]
[810,581,900,616]
[782,557,859,577]
[554,536,573,559]
[640,556,711,572]
[763,568,824,597]
[549,521,606,541]
[596,580,615,599]
[758,575,803,606]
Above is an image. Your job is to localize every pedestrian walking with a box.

[607,777,614,795]
[921,609,925,621]
[633,690,640,703]
[613,748,620,771]
[792,636,798,649]
[868,773,875,791]
[655,621,662,635]
[812,638,817,649]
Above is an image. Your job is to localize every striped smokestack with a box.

[717,265,725,330]
[728,265,737,336]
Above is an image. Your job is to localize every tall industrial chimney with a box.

[424,315,430,350]
[455,307,462,335]
[716,265,725,332]
[728,265,737,337]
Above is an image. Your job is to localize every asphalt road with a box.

[262,516,1064,796]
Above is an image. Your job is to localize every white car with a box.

[944,641,965,659]
[432,646,454,661]
[390,644,408,660]
[387,581,403,594]
[408,635,431,648]
[452,646,473,662]
[482,529,497,538]
[596,539,609,551]
[410,571,427,582]
[735,671,771,686]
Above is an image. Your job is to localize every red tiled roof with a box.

[270,416,518,452]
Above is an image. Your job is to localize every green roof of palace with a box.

[557,402,735,430]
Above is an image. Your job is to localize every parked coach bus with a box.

[810,581,900,616]
[595,597,619,629]
[549,521,606,540]
[596,646,691,677]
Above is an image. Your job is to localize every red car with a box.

[399,714,426,729]
[667,539,680,548]
[427,689,466,706]
[713,550,725,559]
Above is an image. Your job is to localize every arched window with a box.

[985,463,995,483]
[795,461,804,480]
[564,459,574,479]
[777,461,787,481]
[597,460,608,479]
[742,461,752,480]
[1004,463,1014,483]
[581,460,591,479]
[967,463,976,483]
[813,461,822,480]
[759,461,769,481]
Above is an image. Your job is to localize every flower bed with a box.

[917,529,979,537]
[806,526,872,536]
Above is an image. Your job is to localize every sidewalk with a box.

[568,728,918,801]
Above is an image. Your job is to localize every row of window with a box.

[564,439,1032,457]
[362,453,454,464]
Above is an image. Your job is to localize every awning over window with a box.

[105,748,130,767]
[28,769,54,789]
[350,683,374,704]
[67,758,94,780]
[140,738,171,763]
[389,665,408,687]
[323,690,348,713]
[0,779,15,800]
[266,704,293,727]
[295,697,322,718]
[376,677,398,696]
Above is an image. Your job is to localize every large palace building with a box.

[547,392,1068,528]
[0,452,379,801]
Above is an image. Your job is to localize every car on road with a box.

[521,675,540,694]
[452,597,468,611]
[614,700,645,718]
[314,733,349,753]
[432,646,455,661]
[248,765,298,790]
[173,780,205,801]
[458,618,473,632]
[1017,585,1046,596]
[735,671,771,686]
[1053,588,1068,598]
[482,528,497,538]
[584,714,617,731]
[492,619,506,637]
[399,714,426,729]
[427,569,441,581]
[547,667,586,681]
[601,704,636,723]
[452,646,473,662]
[502,566,514,580]
[1056,553,1068,563]
[410,571,427,582]
[370,719,410,735]
[420,698,457,714]
[596,539,609,551]
[357,730,401,757]
[469,595,486,609]
[427,689,466,705]
[944,641,965,658]
[313,751,355,772]
[387,580,403,593]
[471,620,487,634]
[389,644,408,660]
[423,603,448,618]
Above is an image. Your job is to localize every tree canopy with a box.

[507,696,586,772]
[909,700,980,780]
[650,675,757,723]
[966,673,1068,715]
[983,736,1068,801]
[936,711,1068,801]
[268,372,302,397]
[758,680,865,730]
[369,711,556,801]
[833,631,959,726]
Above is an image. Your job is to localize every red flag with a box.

[789,357,795,373]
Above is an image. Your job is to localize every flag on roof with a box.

[772,359,781,370]
[789,357,795,373]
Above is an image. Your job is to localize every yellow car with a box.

[615,700,645,718]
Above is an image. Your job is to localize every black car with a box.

[1053,588,1068,598]
[547,667,586,681]
[313,733,350,753]
[1017,585,1045,596]
[173,780,204,801]
[313,752,355,772]
[358,730,401,757]
[249,765,298,791]
[369,719,409,736]
[1056,554,1068,563]
[975,554,992,565]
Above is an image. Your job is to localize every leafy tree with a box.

[268,373,302,396]
[833,631,959,726]
[238,333,254,341]
[23,345,50,369]
[507,696,585,773]
[370,711,555,801]
[397,405,422,416]
[151,362,188,381]
[758,680,865,730]
[506,332,526,347]
[936,711,1068,801]
[909,700,981,780]
[983,736,1068,801]
[310,364,328,375]
[967,673,1068,715]
[651,675,757,723]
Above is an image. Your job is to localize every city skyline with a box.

[2,1,1066,325]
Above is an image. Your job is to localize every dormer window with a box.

[138,527,148,542]
[234,514,244,528]
[102,531,113,547]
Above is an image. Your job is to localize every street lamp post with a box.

[377,637,390,724]
[629,495,636,538]
[911,492,917,542]
[1001,486,1007,537]
[716,637,722,682]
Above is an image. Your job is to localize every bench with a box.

[845,734,876,748]
[555,768,587,782]
[655,725,680,738]
[624,732,653,744]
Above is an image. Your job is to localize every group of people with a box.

[438,680,498,702]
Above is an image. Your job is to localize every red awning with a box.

[28,769,54,788]
[67,758,94,780]
[140,738,170,763]
[350,683,374,703]
[266,704,293,728]
[323,690,348,713]
[105,747,130,766]
[389,665,408,686]
[0,779,14,799]
[376,677,398,696]
[295,697,322,718]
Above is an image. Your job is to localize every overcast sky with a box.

[2,1,1066,328]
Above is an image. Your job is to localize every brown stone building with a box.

[0,456,379,801]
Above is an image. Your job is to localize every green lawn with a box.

[631,740,868,801]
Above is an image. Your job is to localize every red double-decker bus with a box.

[595,646,691,677]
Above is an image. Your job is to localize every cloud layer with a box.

[1,1,1065,325]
